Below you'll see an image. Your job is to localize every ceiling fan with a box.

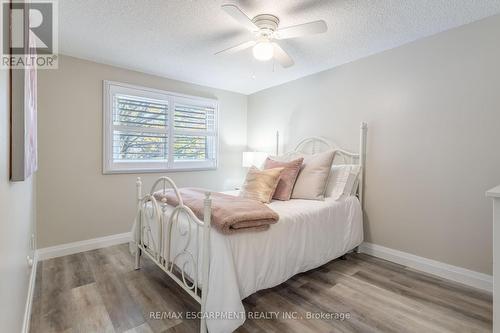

[215,4,328,68]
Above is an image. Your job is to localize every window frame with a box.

[103,80,219,174]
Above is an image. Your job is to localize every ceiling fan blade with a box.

[221,4,259,32]
[275,20,327,39]
[215,40,256,55]
[273,43,294,68]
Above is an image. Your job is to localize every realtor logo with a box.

[1,0,58,68]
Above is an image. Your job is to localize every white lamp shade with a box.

[252,41,274,61]
[242,151,269,168]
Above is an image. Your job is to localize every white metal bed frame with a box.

[134,122,367,333]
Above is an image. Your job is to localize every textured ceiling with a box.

[59,0,500,94]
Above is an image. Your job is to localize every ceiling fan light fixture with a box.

[252,40,274,61]
[218,4,328,68]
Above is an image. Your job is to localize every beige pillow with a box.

[239,166,284,203]
[275,150,335,200]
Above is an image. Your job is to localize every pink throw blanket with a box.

[154,188,279,234]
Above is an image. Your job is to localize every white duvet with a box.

[131,193,363,333]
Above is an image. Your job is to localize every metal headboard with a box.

[294,137,359,165]
[290,122,368,208]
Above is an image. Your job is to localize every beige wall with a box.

[247,15,500,275]
[0,70,36,331]
[37,55,247,248]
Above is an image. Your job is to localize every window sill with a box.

[103,166,217,175]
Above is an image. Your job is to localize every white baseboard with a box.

[22,251,38,333]
[37,232,132,261]
[34,235,492,292]
[358,242,492,293]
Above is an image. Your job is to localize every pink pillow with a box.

[263,157,304,201]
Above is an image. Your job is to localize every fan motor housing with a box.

[252,14,279,36]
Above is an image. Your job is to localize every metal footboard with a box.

[134,176,211,333]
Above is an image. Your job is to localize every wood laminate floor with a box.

[29,244,492,333]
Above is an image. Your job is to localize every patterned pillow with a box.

[239,166,284,203]
[263,157,304,200]
[326,165,361,200]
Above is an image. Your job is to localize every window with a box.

[103,81,218,173]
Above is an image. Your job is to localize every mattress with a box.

[132,193,363,333]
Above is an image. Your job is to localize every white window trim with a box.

[103,80,219,174]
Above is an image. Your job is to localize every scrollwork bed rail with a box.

[134,176,211,333]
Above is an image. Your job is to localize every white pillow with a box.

[326,164,361,200]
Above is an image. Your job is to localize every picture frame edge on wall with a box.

[9,0,38,182]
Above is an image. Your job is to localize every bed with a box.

[131,122,367,333]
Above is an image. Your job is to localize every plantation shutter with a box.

[104,81,218,173]
[112,94,169,162]
[172,97,217,167]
